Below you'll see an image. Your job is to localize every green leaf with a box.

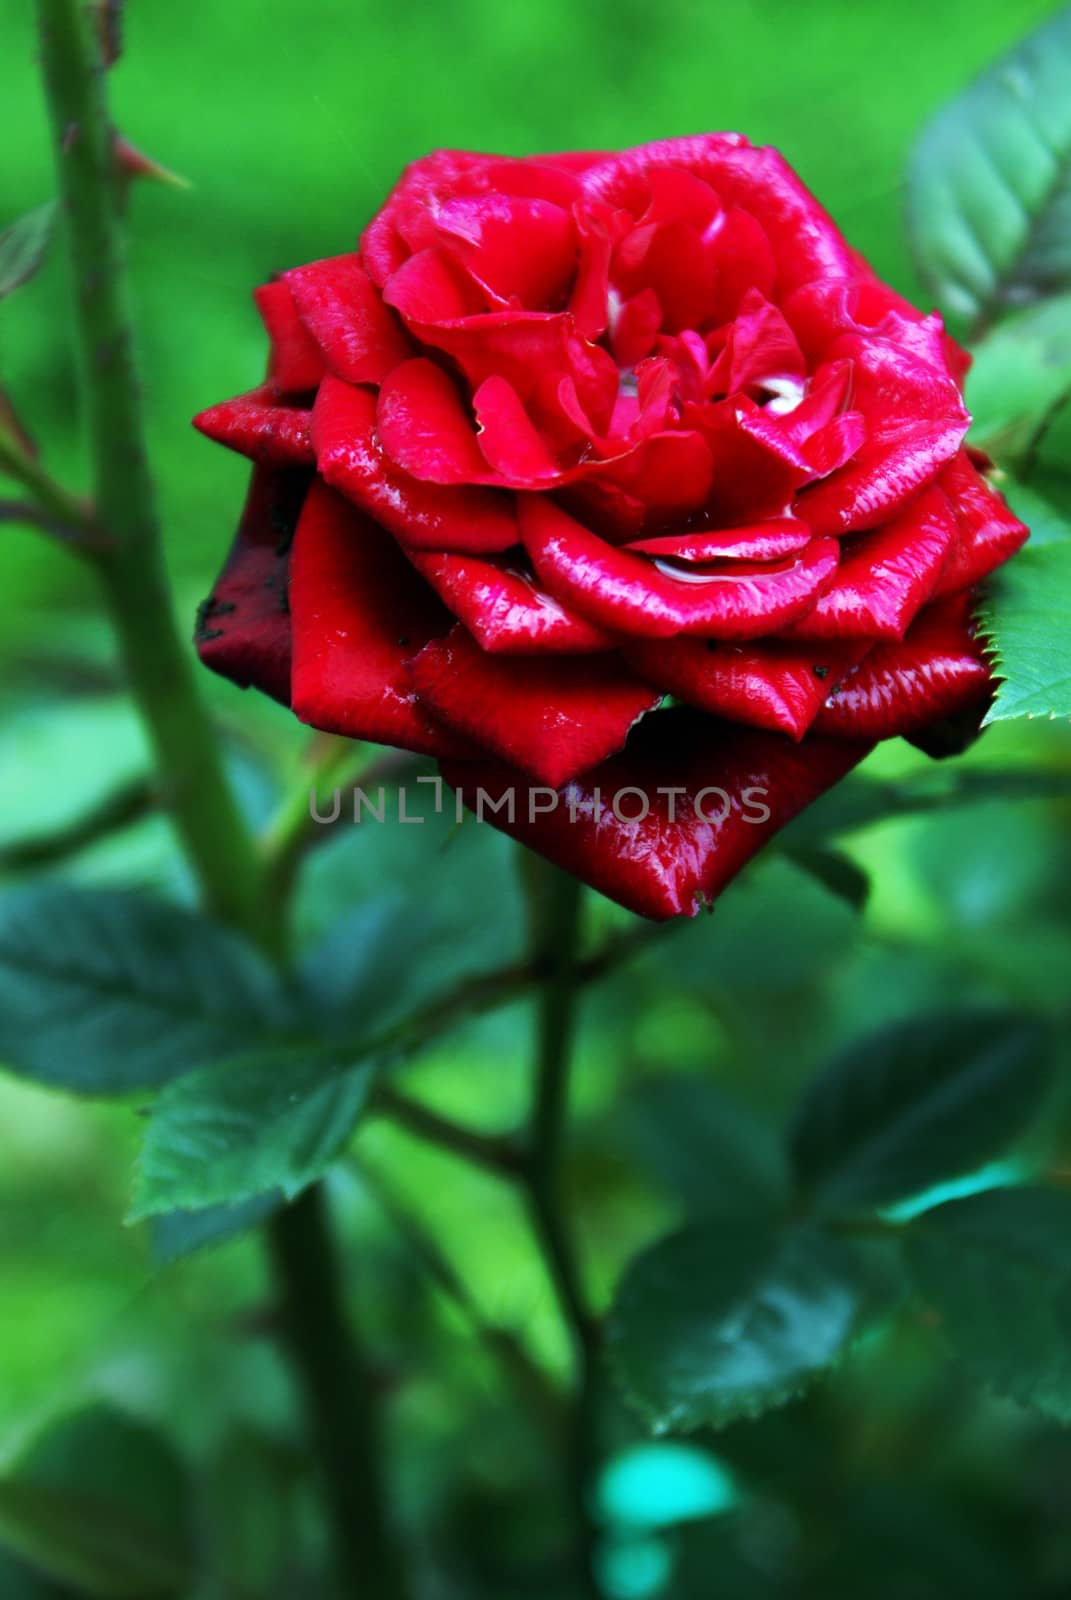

[130,1046,378,1217]
[148,1191,282,1265]
[0,202,57,301]
[782,846,870,911]
[906,6,1071,328]
[0,1548,73,1600]
[616,1074,789,1219]
[608,1220,863,1432]
[0,1406,194,1597]
[978,480,1071,723]
[905,1187,1071,1422]
[789,1012,1049,1214]
[0,885,297,1093]
[967,294,1071,461]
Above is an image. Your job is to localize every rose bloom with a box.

[194,135,1027,919]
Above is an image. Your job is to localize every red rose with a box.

[194,135,1027,919]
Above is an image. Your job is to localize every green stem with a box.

[520,853,600,1598]
[35,7,406,1592]
[36,0,264,940]
[268,1187,411,1600]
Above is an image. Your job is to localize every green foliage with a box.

[789,1011,1050,1213]
[131,1047,378,1216]
[0,203,57,302]
[0,1406,194,1597]
[0,885,296,1092]
[907,4,1071,328]
[978,481,1071,723]
[608,1220,864,1431]
[967,294,1071,461]
[906,1188,1071,1422]
[148,1192,282,1265]
[615,1074,789,1219]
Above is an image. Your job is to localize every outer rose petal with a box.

[254,280,325,394]
[784,487,958,641]
[284,253,412,384]
[311,376,518,553]
[288,480,472,758]
[932,452,1029,596]
[520,496,839,639]
[193,385,314,466]
[195,466,309,704]
[406,550,614,653]
[408,625,661,787]
[813,592,991,739]
[624,635,869,739]
[798,336,970,533]
[440,707,873,919]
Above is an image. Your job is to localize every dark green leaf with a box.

[0,1406,194,1597]
[783,846,870,911]
[0,203,57,301]
[906,7,1071,328]
[977,480,1071,723]
[130,1046,378,1216]
[967,294,1071,461]
[148,1191,282,1265]
[608,1220,863,1431]
[905,1186,1071,1421]
[299,807,525,1035]
[616,1075,789,1219]
[0,1548,74,1600]
[0,885,297,1093]
[789,1011,1049,1214]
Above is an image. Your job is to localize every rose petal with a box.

[813,592,991,739]
[284,253,412,385]
[932,451,1029,597]
[784,487,958,641]
[195,466,309,704]
[193,385,314,466]
[624,635,869,738]
[376,358,490,483]
[407,550,614,653]
[288,480,470,757]
[433,194,578,308]
[626,516,812,563]
[473,375,562,480]
[408,625,660,786]
[440,705,872,919]
[521,496,839,639]
[797,335,970,533]
[312,376,518,553]
[254,280,325,395]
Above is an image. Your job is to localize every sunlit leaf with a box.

[978,480,1071,723]
[906,6,1071,328]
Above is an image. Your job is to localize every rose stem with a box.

[34,5,409,1595]
[519,851,601,1597]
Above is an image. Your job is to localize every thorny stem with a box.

[35,5,408,1594]
[520,853,601,1597]
[36,0,266,941]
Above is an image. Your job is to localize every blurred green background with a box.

[4,1,1071,1595]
